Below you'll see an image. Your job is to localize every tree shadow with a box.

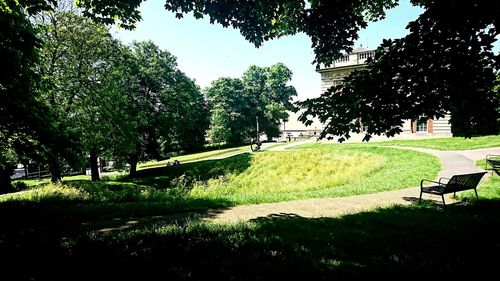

[3,199,500,280]
[125,153,253,189]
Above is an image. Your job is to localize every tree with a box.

[78,0,397,66]
[206,64,297,144]
[0,0,78,191]
[111,41,208,177]
[76,0,500,140]
[242,63,297,141]
[299,0,500,141]
[37,10,123,181]
[2,0,210,186]
[157,70,210,153]
[205,78,250,145]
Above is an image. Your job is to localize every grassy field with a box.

[4,144,500,280]
[3,145,439,208]
[138,145,250,170]
[189,145,439,204]
[378,135,500,150]
[4,187,500,280]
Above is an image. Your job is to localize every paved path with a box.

[88,146,500,231]
[207,140,311,160]
[268,139,317,151]
[209,146,500,224]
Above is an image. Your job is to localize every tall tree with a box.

[158,70,210,153]
[114,40,208,176]
[206,63,297,144]
[205,77,250,145]
[37,10,122,181]
[77,0,500,140]
[0,0,77,191]
[299,0,500,141]
[242,63,297,141]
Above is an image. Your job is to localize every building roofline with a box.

[317,64,367,73]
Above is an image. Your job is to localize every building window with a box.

[416,115,428,133]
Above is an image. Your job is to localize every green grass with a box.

[4,145,500,280]
[1,144,439,221]
[4,198,500,280]
[188,144,439,204]
[455,159,500,201]
[138,145,250,170]
[377,135,500,150]
[3,145,440,206]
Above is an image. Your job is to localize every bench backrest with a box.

[445,172,487,193]
[487,159,500,167]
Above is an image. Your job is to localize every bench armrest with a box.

[485,155,500,169]
[439,177,451,184]
[420,179,442,188]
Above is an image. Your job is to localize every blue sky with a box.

[111,0,495,101]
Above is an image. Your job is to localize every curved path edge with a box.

[208,146,500,224]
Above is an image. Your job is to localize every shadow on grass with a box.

[138,147,245,169]
[3,199,500,280]
[0,154,254,245]
[127,153,253,188]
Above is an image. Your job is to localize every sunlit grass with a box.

[0,181,182,204]
[456,159,500,200]
[189,144,439,204]
[190,149,385,197]
[138,145,250,170]
[2,144,440,209]
[377,135,500,150]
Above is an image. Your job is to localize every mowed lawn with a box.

[379,135,500,150]
[2,144,440,209]
[188,145,439,204]
[4,178,500,280]
[5,144,500,280]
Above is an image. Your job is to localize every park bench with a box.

[485,155,500,174]
[419,172,487,206]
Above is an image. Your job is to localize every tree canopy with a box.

[76,0,500,139]
[1,0,500,190]
[0,1,209,190]
[299,0,500,140]
[77,0,398,66]
[205,63,297,145]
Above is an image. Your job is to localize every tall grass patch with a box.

[190,149,385,198]
[190,145,439,204]
[2,145,440,209]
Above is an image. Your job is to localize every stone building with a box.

[317,46,452,136]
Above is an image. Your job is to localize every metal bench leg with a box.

[441,195,446,207]
[419,190,422,204]
[474,189,479,199]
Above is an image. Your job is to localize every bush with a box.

[12,181,29,192]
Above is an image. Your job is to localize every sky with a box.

[111,0,494,101]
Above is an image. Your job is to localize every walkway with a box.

[268,138,317,151]
[209,146,500,224]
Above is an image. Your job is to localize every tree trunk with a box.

[23,164,28,178]
[128,154,138,178]
[90,149,100,181]
[48,158,62,183]
[0,166,14,194]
